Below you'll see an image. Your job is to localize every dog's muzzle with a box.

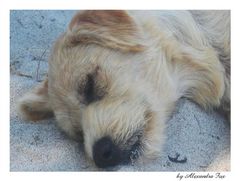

[93,135,142,168]
[93,136,123,168]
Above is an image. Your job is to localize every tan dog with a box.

[18,10,230,168]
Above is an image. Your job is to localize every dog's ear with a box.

[66,10,145,52]
[17,78,54,121]
[170,45,226,109]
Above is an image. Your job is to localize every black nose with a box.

[93,136,122,168]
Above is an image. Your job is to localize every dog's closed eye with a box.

[78,72,107,105]
[84,74,98,104]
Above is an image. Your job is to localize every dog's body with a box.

[18,10,230,168]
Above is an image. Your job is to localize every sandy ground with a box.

[10,10,230,171]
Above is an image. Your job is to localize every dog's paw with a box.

[17,78,54,121]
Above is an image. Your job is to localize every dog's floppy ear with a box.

[171,45,226,110]
[17,78,54,121]
[66,10,145,52]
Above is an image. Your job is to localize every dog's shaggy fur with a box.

[18,10,230,168]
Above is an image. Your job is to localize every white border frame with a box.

[1,0,239,180]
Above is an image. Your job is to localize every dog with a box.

[17,10,230,168]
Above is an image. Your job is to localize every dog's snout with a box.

[93,136,122,168]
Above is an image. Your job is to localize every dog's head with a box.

[18,10,225,168]
[18,11,167,168]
